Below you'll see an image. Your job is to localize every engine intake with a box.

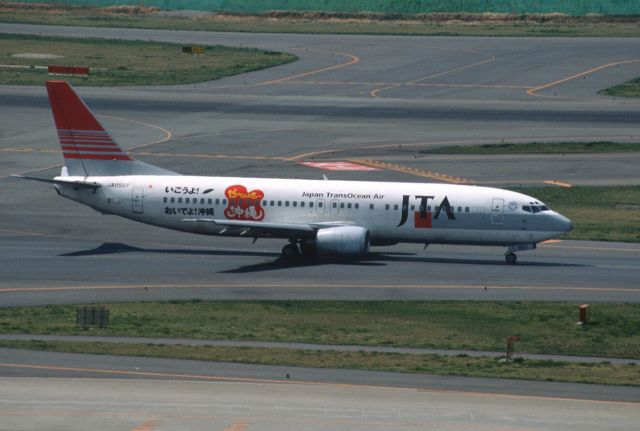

[314,226,370,256]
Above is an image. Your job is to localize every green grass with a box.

[0,33,296,86]
[511,186,640,242]
[600,77,640,98]
[2,6,640,37]
[1,301,639,358]
[423,141,640,154]
[1,340,638,386]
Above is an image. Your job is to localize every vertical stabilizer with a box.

[46,81,175,176]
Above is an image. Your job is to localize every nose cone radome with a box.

[555,214,573,233]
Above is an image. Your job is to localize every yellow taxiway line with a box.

[527,59,640,97]
[250,50,360,86]
[350,159,474,184]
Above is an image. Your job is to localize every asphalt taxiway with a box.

[0,24,639,428]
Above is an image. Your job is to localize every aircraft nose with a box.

[555,214,573,232]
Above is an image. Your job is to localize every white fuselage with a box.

[55,175,570,247]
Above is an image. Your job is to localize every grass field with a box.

[423,141,640,154]
[2,4,640,37]
[2,301,639,358]
[512,186,640,242]
[0,33,296,86]
[600,77,640,98]
[1,339,638,386]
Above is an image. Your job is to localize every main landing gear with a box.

[281,240,317,260]
[282,242,301,259]
[505,251,518,265]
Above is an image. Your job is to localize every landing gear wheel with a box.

[282,243,301,259]
[505,251,517,265]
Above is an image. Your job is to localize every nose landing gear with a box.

[505,251,517,265]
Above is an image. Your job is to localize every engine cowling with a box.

[314,226,370,256]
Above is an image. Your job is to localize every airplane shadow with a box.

[59,242,281,259]
[60,242,589,274]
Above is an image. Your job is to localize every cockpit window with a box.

[523,204,550,213]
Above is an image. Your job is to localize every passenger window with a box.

[208,199,212,204]
[222,199,227,205]
[355,203,359,209]
[427,206,432,211]
[278,201,282,207]
[310,202,314,208]
[163,197,167,203]
[347,203,352,209]
[285,201,289,207]
[370,204,374,210]
[170,197,175,203]
[318,202,322,208]
[293,201,297,207]
[340,203,345,208]
[385,204,390,210]
[270,200,274,206]
[178,198,183,203]
[410,205,415,211]
[301,202,305,208]
[457,206,462,212]
[394,204,398,210]
[465,207,470,213]
[332,202,337,208]
[262,200,267,206]
[185,198,190,204]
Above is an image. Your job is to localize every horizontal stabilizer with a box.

[12,175,101,189]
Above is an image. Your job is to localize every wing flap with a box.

[182,218,316,239]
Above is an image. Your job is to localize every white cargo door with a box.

[132,188,144,214]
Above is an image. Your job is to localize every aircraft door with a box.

[490,198,503,225]
[316,199,325,215]
[132,187,144,214]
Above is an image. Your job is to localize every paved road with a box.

[1,375,637,431]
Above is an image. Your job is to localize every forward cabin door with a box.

[491,198,504,225]
[132,188,144,214]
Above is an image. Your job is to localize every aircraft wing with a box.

[182,218,353,239]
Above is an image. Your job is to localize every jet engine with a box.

[313,226,370,256]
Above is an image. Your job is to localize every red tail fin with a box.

[46,81,132,163]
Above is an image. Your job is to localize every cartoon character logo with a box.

[224,185,265,221]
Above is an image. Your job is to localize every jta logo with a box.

[224,185,265,221]
[397,195,455,228]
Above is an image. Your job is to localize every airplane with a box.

[15,81,572,264]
